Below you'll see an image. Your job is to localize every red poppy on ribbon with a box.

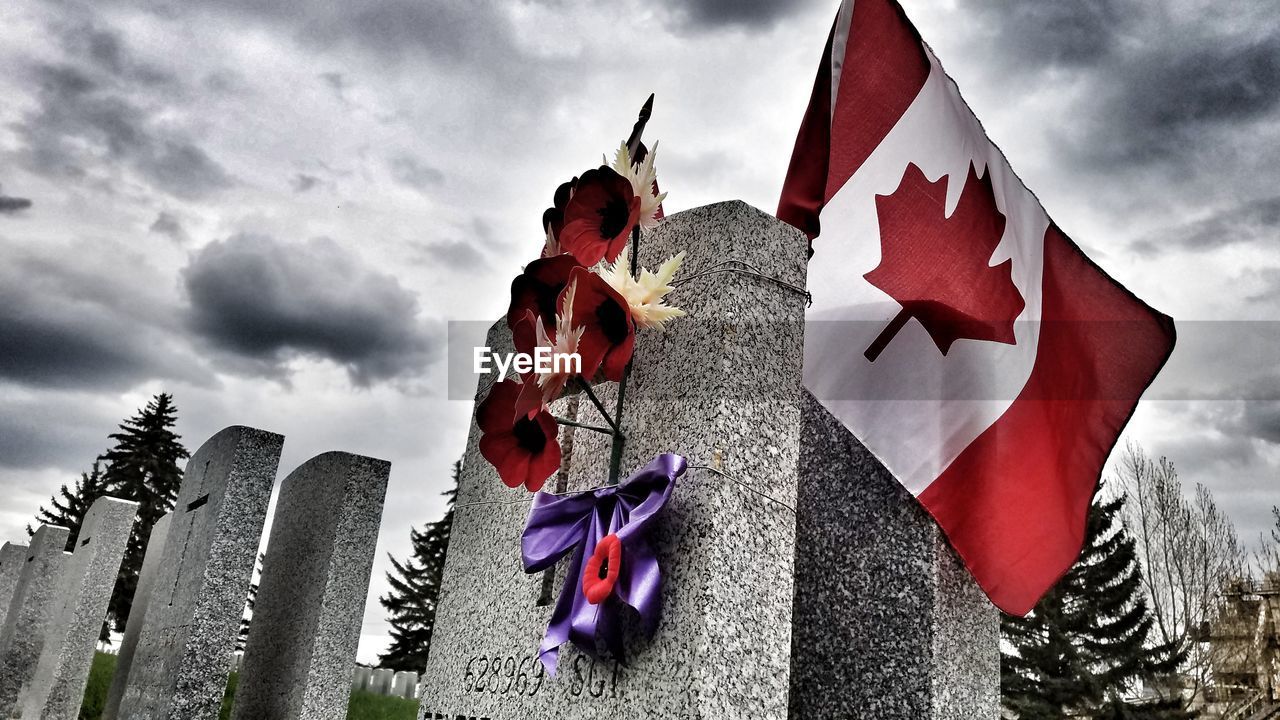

[477,379,561,492]
[507,254,583,333]
[582,533,622,604]
[567,267,635,382]
[559,167,640,267]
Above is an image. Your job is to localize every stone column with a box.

[789,391,999,719]
[0,525,70,715]
[0,543,27,629]
[19,496,139,720]
[417,200,810,720]
[116,426,283,720]
[230,452,391,720]
[102,513,172,720]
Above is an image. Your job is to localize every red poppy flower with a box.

[541,176,577,257]
[507,255,583,333]
[582,533,622,605]
[567,267,634,382]
[559,167,640,267]
[477,379,561,492]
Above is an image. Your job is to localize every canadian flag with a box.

[779,0,1175,615]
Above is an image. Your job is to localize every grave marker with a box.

[0,525,70,715]
[19,496,139,720]
[790,390,999,718]
[102,513,172,720]
[370,669,394,695]
[0,543,27,628]
[231,451,391,720]
[417,201,810,719]
[116,426,283,720]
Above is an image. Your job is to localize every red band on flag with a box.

[777,0,930,242]
[917,226,1176,616]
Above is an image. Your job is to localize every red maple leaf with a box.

[863,161,1025,362]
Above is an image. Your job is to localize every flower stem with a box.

[576,378,621,435]
[552,415,615,435]
[605,224,643,486]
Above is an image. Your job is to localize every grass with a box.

[80,652,417,720]
[346,691,419,720]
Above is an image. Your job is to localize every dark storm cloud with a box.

[664,0,818,31]
[389,155,444,191]
[0,244,203,390]
[0,196,33,215]
[182,233,439,385]
[1243,400,1280,444]
[146,0,521,66]
[291,174,322,192]
[12,32,233,199]
[0,184,33,215]
[962,0,1280,174]
[968,0,1135,67]
[1083,37,1280,167]
[417,240,486,270]
[0,392,117,470]
[149,211,188,243]
[1131,196,1280,255]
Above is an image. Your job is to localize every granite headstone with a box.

[19,496,139,720]
[351,666,372,693]
[371,669,394,696]
[392,671,419,700]
[116,426,283,720]
[0,543,27,629]
[102,513,173,720]
[231,451,391,720]
[417,201,810,719]
[0,525,71,715]
[790,390,999,718]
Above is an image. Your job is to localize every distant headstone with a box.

[371,669,394,696]
[0,525,70,715]
[116,426,283,720]
[19,496,139,720]
[231,451,391,720]
[102,513,173,720]
[417,201,810,719]
[790,390,999,719]
[0,543,27,627]
[351,666,372,693]
[392,671,419,699]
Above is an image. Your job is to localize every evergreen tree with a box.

[28,460,109,550]
[379,460,459,672]
[100,393,189,633]
[1002,483,1193,720]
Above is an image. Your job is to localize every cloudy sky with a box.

[1,0,1277,662]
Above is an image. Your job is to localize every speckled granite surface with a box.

[417,200,810,720]
[790,390,999,719]
[116,426,283,720]
[231,451,391,720]
[102,513,173,720]
[0,543,26,634]
[20,496,138,720]
[0,524,70,716]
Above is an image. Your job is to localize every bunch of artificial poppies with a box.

[478,143,687,492]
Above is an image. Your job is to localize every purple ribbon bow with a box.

[521,453,686,674]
